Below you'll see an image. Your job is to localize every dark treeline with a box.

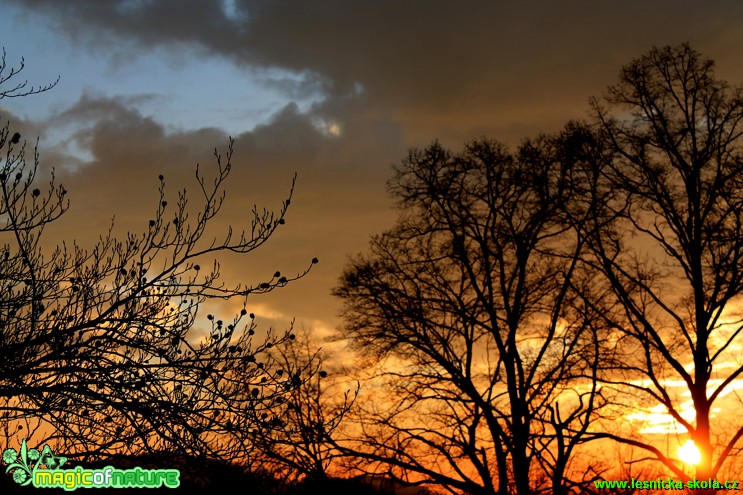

[0,452,404,494]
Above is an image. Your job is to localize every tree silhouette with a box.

[0,54,317,461]
[582,43,743,486]
[0,48,59,99]
[248,330,358,482]
[334,133,606,495]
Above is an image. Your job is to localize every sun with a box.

[678,440,701,465]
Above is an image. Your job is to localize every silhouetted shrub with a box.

[286,476,394,495]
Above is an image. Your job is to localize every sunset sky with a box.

[1,0,743,347]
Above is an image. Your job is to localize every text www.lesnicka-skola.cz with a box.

[593,477,739,490]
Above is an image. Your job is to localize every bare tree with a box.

[0,47,59,99]
[584,43,743,485]
[0,59,317,461]
[334,133,605,495]
[248,329,359,482]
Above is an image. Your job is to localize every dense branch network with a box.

[0,120,318,461]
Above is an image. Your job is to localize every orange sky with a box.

[3,5,743,479]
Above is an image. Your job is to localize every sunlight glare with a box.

[678,440,701,465]
[313,118,343,138]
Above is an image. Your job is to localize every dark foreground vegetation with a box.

[0,452,418,494]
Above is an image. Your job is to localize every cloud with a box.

[5,0,743,339]
[8,92,398,333]
[8,0,743,146]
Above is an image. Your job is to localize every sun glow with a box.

[312,118,343,137]
[678,440,701,465]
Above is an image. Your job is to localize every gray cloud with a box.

[13,93,397,331]
[4,0,743,334]
[8,0,743,144]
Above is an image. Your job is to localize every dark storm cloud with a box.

[21,93,396,328]
[5,0,743,334]
[7,0,743,144]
